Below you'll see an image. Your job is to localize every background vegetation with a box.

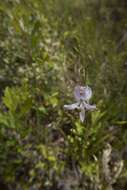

[0,0,127,189]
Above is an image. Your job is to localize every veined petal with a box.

[64,103,79,110]
[84,86,92,101]
[79,109,85,122]
[84,102,96,111]
[74,86,81,101]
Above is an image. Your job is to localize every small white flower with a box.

[64,85,96,122]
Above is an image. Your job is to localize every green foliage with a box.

[0,0,127,189]
[0,85,32,129]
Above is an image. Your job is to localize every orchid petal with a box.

[79,109,85,122]
[74,86,81,101]
[84,102,96,111]
[64,103,79,110]
[84,86,92,101]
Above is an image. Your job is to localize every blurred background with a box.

[0,0,127,189]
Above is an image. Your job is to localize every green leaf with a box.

[3,87,18,112]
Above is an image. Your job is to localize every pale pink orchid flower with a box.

[64,85,96,122]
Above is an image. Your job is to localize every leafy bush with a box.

[0,0,127,190]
